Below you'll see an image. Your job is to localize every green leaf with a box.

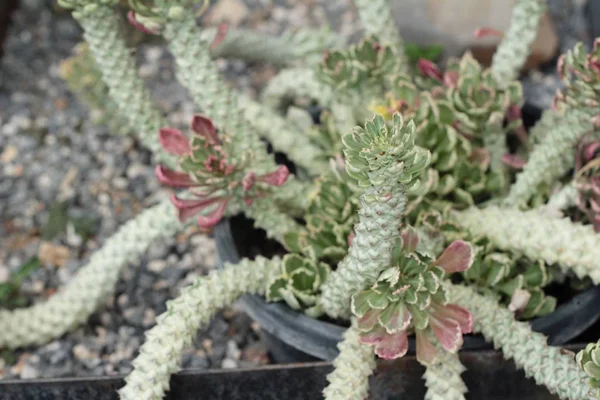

[290,269,316,292]
[68,210,100,243]
[266,278,288,302]
[404,43,444,64]
[283,232,303,253]
[282,253,306,276]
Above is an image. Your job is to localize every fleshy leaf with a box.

[155,165,195,188]
[434,240,474,273]
[416,330,438,366]
[159,127,191,155]
[375,331,409,360]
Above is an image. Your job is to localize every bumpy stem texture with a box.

[449,284,591,400]
[319,183,406,319]
[0,201,182,349]
[323,320,376,400]
[547,183,578,210]
[424,351,468,400]
[163,15,262,161]
[484,119,508,176]
[530,108,559,144]
[119,256,281,400]
[454,206,600,283]
[353,0,409,74]
[504,110,592,206]
[74,7,176,168]
[246,198,307,243]
[207,27,344,65]
[261,68,333,110]
[238,95,328,176]
[163,14,309,224]
[491,0,546,85]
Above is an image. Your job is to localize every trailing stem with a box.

[119,256,281,400]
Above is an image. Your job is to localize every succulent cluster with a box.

[343,113,430,189]
[370,52,522,211]
[59,43,130,135]
[442,53,523,138]
[155,115,290,228]
[126,0,207,34]
[266,254,331,317]
[575,138,600,232]
[317,36,397,92]
[577,341,600,396]
[556,38,600,122]
[284,172,358,263]
[351,227,474,363]
[427,214,556,319]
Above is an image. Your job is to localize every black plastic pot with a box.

[215,215,600,362]
[0,347,581,400]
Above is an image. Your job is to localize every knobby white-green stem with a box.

[491,0,547,86]
[119,256,281,400]
[423,350,468,400]
[322,320,376,400]
[504,110,592,206]
[0,201,182,349]
[449,284,591,400]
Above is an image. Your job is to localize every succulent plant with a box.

[14,1,600,400]
[155,115,290,228]
[555,38,600,121]
[443,52,523,139]
[316,36,397,92]
[574,138,600,232]
[284,171,358,263]
[370,72,504,211]
[436,216,556,319]
[462,245,555,319]
[577,341,600,395]
[351,227,474,363]
[266,254,331,316]
[59,43,130,135]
